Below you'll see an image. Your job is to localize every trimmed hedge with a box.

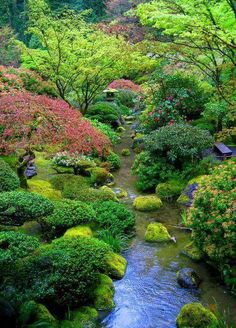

[0,191,54,226]
[41,200,96,239]
[0,158,20,192]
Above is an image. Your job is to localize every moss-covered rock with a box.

[28,179,62,200]
[177,268,202,289]
[113,188,128,199]
[176,303,219,328]
[177,193,191,205]
[121,148,131,156]
[133,195,163,212]
[18,220,42,238]
[19,301,58,327]
[64,226,93,238]
[182,242,204,262]
[117,126,126,133]
[145,223,171,243]
[156,180,184,201]
[89,167,112,185]
[100,186,119,202]
[105,252,127,279]
[93,274,115,310]
[60,306,98,328]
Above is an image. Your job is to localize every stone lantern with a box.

[103,88,118,102]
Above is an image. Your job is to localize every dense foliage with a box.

[92,201,135,236]
[0,93,110,155]
[3,237,111,307]
[86,102,120,125]
[0,231,40,275]
[41,200,96,239]
[0,191,54,226]
[0,158,20,192]
[188,161,236,293]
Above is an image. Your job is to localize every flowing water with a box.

[101,125,236,328]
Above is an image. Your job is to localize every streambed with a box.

[101,126,236,328]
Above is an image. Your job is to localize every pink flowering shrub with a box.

[109,79,143,93]
[0,93,110,155]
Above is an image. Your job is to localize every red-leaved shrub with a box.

[109,79,143,93]
[0,93,110,155]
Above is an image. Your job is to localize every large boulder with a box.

[133,195,163,212]
[176,303,219,328]
[145,223,171,243]
[105,252,127,279]
[182,242,204,262]
[19,301,58,327]
[93,274,115,311]
[177,268,202,289]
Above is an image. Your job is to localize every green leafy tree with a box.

[21,0,145,114]
[137,0,236,105]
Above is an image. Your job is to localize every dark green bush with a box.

[132,151,178,191]
[41,200,96,239]
[86,102,119,124]
[145,124,214,167]
[6,237,111,307]
[106,151,121,171]
[92,201,135,236]
[0,231,40,275]
[0,158,20,192]
[0,191,54,226]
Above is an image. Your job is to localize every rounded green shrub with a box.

[90,167,111,185]
[86,102,119,124]
[0,231,40,274]
[41,200,96,239]
[121,148,131,156]
[106,151,121,171]
[0,191,54,226]
[91,201,135,236]
[12,237,111,307]
[0,158,20,192]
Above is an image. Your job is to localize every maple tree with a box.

[0,93,110,155]
[109,79,143,93]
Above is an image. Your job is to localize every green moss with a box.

[64,226,93,238]
[89,167,111,185]
[121,148,131,156]
[34,152,55,180]
[117,126,126,133]
[176,303,219,328]
[28,179,62,200]
[182,242,204,261]
[188,175,208,185]
[133,195,163,211]
[145,223,171,243]
[100,186,119,202]
[60,307,98,328]
[93,274,115,310]
[105,252,127,279]
[177,193,190,205]
[114,188,128,199]
[156,180,184,200]
[19,301,58,327]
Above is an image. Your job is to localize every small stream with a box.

[101,125,236,328]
